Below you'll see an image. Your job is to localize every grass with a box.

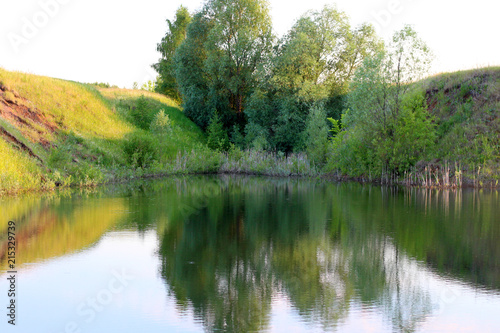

[97,86,205,160]
[0,68,206,194]
[1,70,132,140]
[0,138,43,191]
[0,68,312,194]
[417,67,500,185]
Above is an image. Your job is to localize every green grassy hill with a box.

[325,66,499,187]
[419,67,500,185]
[0,68,205,194]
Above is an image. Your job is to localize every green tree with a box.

[205,0,273,122]
[330,25,434,176]
[207,111,230,151]
[131,95,151,130]
[304,103,329,166]
[174,0,273,132]
[245,5,382,152]
[141,80,156,92]
[174,12,212,129]
[153,6,192,101]
[390,90,436,172]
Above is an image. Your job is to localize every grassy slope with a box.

[98,87,205,159]
[418,67,500,184]
[0,68,205,194]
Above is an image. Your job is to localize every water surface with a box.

[1,176,499,332]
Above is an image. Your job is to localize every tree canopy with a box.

[153,6,192,101]
[329,25,435,176]
[244,5,383,151]
[153,2,433,162]
[174,0,273,130]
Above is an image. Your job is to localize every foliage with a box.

[150,109,172,133]
[206,111,230,152]
[389,90,436,172]
[130,95,152,130]
[230,124,245,148]
[245,5,383,152]
[90,82,112,88]
[123,132,157,169]
[327,26,435,176]
[204,0,274,124]
[141,80,156,92]
[304,103,329,166]
[0,68,208,193]
[174,0,273,131]
[174,12,212,129]
[153,6,192,101]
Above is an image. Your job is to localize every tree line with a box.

[153,0,434,176]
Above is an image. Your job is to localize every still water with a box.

[1,176,499,332]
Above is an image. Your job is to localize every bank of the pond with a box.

[0,67,498,195]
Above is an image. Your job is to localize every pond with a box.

[1,176,499,332]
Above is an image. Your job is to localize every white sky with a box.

[0,0,498,88]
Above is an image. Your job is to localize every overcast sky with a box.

[1,0,498,88]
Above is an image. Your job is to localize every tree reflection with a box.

[5,177,496,332]
[157,178,452,332]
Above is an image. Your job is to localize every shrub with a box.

[131,95,151,130]
[230,124,245,148]
[206,111,230,151]
[150,109,172,133]
[123,133,157,168]
[304,103,329,167]
[389,90,436,173]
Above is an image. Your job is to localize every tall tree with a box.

[331,25,435,175]
[174,0,274,130]
[346,25,433,132]
[153,6,191,101]
[174,12,212,128]
[245,5,382,152]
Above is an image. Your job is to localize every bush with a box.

[304,103,329,167]
[206,111,230,151]
[131,95,152,130]
[150,109,173,133]
[91,82,110,88]
[389,90,436,172]
[326,90,436,177]
[123,133,157,168]
[230,124,245,148]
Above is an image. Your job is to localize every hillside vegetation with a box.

[151,0,498,187]
[326,67,500,187]
[422,67,499,170]
[0,65,498,194]
[0,68,206,194]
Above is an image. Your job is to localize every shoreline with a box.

[2,167,498,198]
